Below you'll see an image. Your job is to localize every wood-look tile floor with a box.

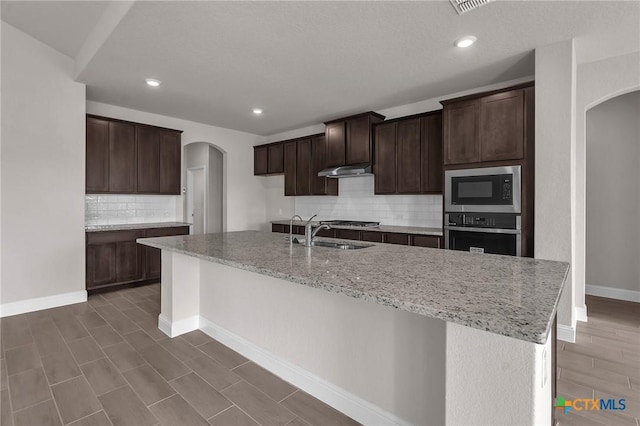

[0,284,360,426]
[556,295,640,426]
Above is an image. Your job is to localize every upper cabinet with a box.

[441,84,532,166]
[253,142,284,176]
[324,112,385,167]
[282,135,338,197]
[86,115,182,195]
[373,111,443,195]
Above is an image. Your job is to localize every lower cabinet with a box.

[86,226,189,292]
[271,225,442,249]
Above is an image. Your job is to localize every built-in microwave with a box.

[444,165,521,213]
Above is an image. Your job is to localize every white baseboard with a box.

[158,314,199,338]
[199,317,411,426]
[586,284,640,303]
[557,324,576,343]
[575,305,588,323]
[0,291,87,318]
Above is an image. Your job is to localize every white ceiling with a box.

[2,1,639,136]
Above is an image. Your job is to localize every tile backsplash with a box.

[294,176,442,227]
[85,194,179,226]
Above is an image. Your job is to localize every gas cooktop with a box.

[319,220,380,228]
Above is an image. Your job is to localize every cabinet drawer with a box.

[411,235,442,248]
[87,230,145,245]
[314,228,335,238]
[384,233,410,245]
[272,224,288,233]
[361,231,383,242]
[335,229,361,240]
[293,225,305,235]
[145,226,189,238]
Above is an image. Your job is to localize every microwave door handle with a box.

[444,226,521,235]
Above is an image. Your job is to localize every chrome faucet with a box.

[310,224,332,244]
[289,214,303,243]
[303,214,318,246]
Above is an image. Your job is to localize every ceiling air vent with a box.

[450,0,492,15]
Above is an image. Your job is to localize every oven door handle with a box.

[444,226,521,235]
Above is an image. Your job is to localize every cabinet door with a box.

[374,122,397,194]
[411,235,441,248]
[346,116,371,165]
[296,139,311,195]
[108,121,136,193]
[284,141,297,196]
[421,114,443,193]
[159,130,181,194]
[335,229,361,241]
[326,122,346,167]
[385,233,410,245]
[479,89,524,162]
[144,226,189,279]
[136,126,160,193]
[86,243,116,288]
[397,118,421,193]
[443,100,479,165]
[267,143,284,174]
[115,241,143,282]
[86,117,110,192]
[254,146,268,175]
[310,136,338,195]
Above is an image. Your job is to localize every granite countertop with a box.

[271,220,443,237]
[138,231,569,344]
[85,222,192,233]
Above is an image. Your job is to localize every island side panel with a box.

[446,322,552,425]
[198,260,446,426]
[158,251,201,337]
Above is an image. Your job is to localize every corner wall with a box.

[1,23,86,308]
[585,91,640,300]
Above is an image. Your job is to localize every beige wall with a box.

[1,23,86,306]
[586,91,640,295]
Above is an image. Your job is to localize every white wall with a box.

[86,102,265,232]
[295,176,442,227]
[585,91,640,297]
[1,23,86,306]
[535,40,576,341]
[575,51,640,311]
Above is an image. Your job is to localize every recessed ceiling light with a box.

[145,78,161,87]
[454,36,477,48]
[253,109,263,115]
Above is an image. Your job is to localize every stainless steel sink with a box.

[310,240,373,250]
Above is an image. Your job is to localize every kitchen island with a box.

[138,231,569,426]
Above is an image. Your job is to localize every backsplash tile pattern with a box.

[85,194,178,226]
[294,176,442,227]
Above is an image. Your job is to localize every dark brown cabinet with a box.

[373,111,443,195]
[326,122,346,167]
[108,121,136,193]
[254,145,268,175]
[268,143,284,174]
[86,115,182,194]
[254,143,284,176]
[86,226,189,293]
[325,112,384,167]
[374,122,397,194]
[296,139,312,195]
[442,86,529,165]
[159,130,181,194]
[284,141,297,196]
[310,136,338,196]
[411,235,442,248]
[86,117,110,192]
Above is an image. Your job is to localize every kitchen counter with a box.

[85,221,191,233]
[138,230,568,344]
[270,220,443,236]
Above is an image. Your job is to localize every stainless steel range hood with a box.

[317,163,372,178]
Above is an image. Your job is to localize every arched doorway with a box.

[183,142,225,234]
[585,90,640,302]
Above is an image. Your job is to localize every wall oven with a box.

[445,165,521,213]
[444,212,521,256]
